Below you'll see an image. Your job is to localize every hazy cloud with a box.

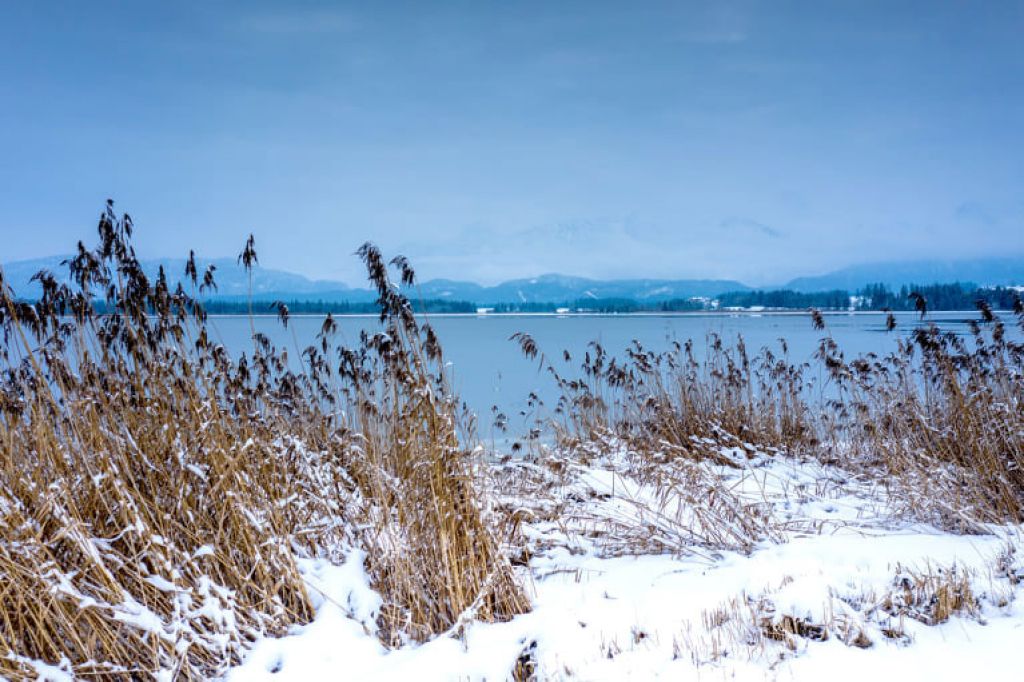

[719,218,783,239]
[1,1,1022,287]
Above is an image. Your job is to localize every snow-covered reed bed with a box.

[229,436,1024,680]
[511,299,1024,527]
[2,201,1023,679]
[0,203,526,679]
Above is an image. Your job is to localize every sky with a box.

[1,0,1023,287]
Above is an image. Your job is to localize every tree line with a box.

[20,281,1022,314]
[717,282,1021,312]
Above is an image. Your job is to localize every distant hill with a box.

[414,274,749,304]
[4,253,1022,306]
[0,255,373,302]
[0,257,748,305]
[783,257,1024,292]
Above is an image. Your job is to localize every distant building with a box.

[475,307,494,315]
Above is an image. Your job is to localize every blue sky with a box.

[1,1,1022,285]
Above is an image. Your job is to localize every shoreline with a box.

[204,309,1011,320]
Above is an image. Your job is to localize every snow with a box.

[5,654,76,682]
[225,445,1024,681]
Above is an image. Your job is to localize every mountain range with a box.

[785,257,1024,292]
[2,255,1022,304]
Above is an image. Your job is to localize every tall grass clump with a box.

[345,245,528,645]
[0,201,526,679]
[838,306,1024,526]
[517,303,1024,526]
[515,331,816,462]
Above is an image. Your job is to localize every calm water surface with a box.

[206,311,1019,439]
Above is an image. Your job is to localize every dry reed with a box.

[0,201,527,679]
[514,299,1024,527]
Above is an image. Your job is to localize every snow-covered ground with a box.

[227,443,1024,681]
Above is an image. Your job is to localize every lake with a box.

[204,311,1021,439]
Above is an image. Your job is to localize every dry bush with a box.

[682,558,999,668]
[878,563,978,631]
[0,202,527,678]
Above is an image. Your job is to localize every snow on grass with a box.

[226,443,1024,681]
